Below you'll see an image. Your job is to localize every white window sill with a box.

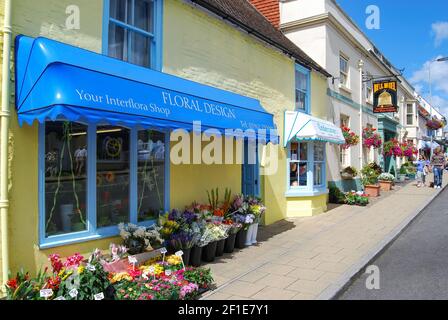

[285,188,329,198]
[339,85,352,94]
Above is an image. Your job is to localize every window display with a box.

[44,122,88,236]
[137,129,165,222]
[97,126,130,228]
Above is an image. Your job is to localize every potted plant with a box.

[361,163,381,197]
[341,166,358,180]
[378,173,395,191]
[398,166,407,182]
[247,197,266,245]
[344,191,369,206]
[170,229,195,266]
[223,220,242,253]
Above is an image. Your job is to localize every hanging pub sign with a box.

[373,80,398,113]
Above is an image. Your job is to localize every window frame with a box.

[38,122,170,248]
[285,140,327,197]
[294,64,311,114]
[102,0,163,71]
[406,103,414,126]
[339,53,350,89]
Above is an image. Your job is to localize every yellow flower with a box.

[77,266,85,274]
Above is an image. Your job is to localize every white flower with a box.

[118,223,125,231]
[134,227,146,238]
[120,230,131,239]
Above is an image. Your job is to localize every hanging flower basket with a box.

[426,116,446,130]
[362,127,382,149]
[341,126,360,149]
[383,139,402,157]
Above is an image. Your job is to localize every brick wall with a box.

[249,0,280,29]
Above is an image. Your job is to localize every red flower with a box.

[6,278,18,290]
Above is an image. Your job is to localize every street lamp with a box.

[428,56,448,159]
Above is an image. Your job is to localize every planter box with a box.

[364,184,380,197]
[379,180,393,191]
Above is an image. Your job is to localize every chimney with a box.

[249,0,280,29]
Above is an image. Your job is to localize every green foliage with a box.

[5,269,48,300]
[207,188,219,210]
[344,192,369,206]
[329,186,345,204]
[399,166,407,175]
[361,162,382,186]
[57,260,111,300]
[183,267,214,289]
[341,166,358,177]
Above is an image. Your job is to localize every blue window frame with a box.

[295,64,311,113]
[39,122,170,248]
[285,140,327,197]
[102,0,163,71]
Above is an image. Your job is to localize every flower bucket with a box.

[202,241,217,262]
[364,185,380,197]
[215,239,226,257]
[235,229,248,249]
[379,180,393,191]
[224,233,237,253]
[182,247,191,266]
[189,245,203,267]
[251,223,259,244]
[245,224,254,246]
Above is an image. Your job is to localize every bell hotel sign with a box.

[373,80,398,113]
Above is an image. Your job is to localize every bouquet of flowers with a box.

[223,218,242,234]
[362,127,382,149]
[170,229,196,250]
[118,223,163,254]
[341,126,360,149]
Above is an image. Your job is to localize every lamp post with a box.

[429,56,448,159]
[359,59,364,169]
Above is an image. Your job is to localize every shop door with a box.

[242,140,260,197]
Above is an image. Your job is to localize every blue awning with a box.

[15,36,277,142]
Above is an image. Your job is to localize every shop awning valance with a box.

[15,36,277,142]
[284,111,345,147]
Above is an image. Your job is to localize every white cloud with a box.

[432,21,448,47]
[410,58,448,95]
[430,95,448,116]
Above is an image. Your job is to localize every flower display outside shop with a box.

[341,126,360,149]
[5,190,266,300]
[362,127,382,149]
[378,173,395,182]
[344,191,369,206]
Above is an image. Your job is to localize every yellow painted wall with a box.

[163,0,300,225]
[5,0,105,278]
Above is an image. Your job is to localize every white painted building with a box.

[277,0,433,189]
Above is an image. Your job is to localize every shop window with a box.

[295,64,310,113]
[287,141,326,195]
[137,129,165,222]
[104,0,162,70]
[96,125,131,228]
[40,121,168,247]
[44,122,88,237]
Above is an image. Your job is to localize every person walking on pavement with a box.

[414,154,429,187]
[430,147,446,189]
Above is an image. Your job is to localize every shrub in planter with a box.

[361,163,380,193]
[329,186,345,204]
[341,166,358,180]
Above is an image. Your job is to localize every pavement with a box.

[202,173,447,300]
[338,183,448,300]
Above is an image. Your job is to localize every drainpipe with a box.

[1,0,12,292]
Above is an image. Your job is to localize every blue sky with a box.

[337,0,448,116]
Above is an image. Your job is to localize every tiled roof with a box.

[190,0,332,77]
[249,0,280,29]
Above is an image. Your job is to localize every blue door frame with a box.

[242,139,260,197]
